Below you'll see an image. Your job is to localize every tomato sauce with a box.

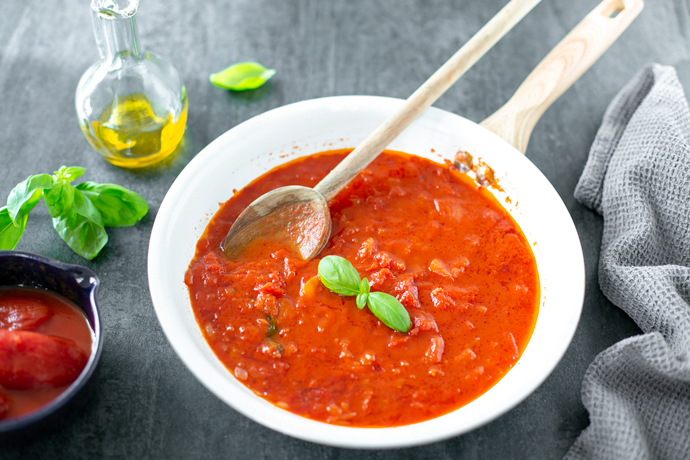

[0,287,93,420]
[185,150,539,426]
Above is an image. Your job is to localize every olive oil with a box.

[76,1,187,169]
[81,93,187,168]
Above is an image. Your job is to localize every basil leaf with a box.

[356,292,368,310]
[54,166,86,183]
[52,209,108,260]
[6,174,55,224]
[318,255,361,296]
[75,182,148,227]
[44,180,75,218]
[71,188,103,226]
[0,206,27,249]
[367,292,411,333]
[360,277,370,295]
[210,62,276,91]
[356,278,370,309]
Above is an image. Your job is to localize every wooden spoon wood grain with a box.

[221,0,542,260]
[481,0,644,153]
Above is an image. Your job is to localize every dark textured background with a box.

[1,0,688,458]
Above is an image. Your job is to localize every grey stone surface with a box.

[0,0,688,458]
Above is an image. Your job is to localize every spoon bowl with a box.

[221,186,331,260]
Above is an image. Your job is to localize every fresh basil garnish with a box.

[0,167,147,259]
[356,277,370,310]
[210,62,276,91]
[317,256,411,333]
[318,255,362,296]
[367,292,412,333]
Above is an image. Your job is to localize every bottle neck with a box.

[91,10,142,61]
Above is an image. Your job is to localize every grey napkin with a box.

[566,64,690,459]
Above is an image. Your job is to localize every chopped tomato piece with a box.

[412,310,438,332]
[368,268,394,290]
[429,258,453,278]
[393,276,420,309]
[373,251,406,272]
[356,238,377,261]
[426,336,445,363]
[0,330,88,390]
[255,292,278,317]
[430,288,456,309]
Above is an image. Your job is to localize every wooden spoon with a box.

[221,0,542,259]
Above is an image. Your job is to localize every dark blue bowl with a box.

[0,251,103,445]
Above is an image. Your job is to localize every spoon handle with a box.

[313,0,542,203]
[480,0,644,154]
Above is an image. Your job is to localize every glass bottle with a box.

[76,0,187,169]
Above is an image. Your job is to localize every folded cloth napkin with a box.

[566,64,690,459]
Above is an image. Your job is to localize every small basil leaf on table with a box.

[52,209,108,260]
[0,207,28,249]
[210,62,276,91]
[75,182,148,227]
[6,174,55,224]
[44,180,76,218]
[318,255,362,296]
[367,292,411,333]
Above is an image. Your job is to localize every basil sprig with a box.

[210,62,276,91]
[0,166,148,260]
[318,255,411,333]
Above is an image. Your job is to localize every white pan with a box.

[148,0,643,449]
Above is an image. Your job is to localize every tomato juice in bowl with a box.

[0,251,102,445]
[148,96,585,448]
[0,287,93,420]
